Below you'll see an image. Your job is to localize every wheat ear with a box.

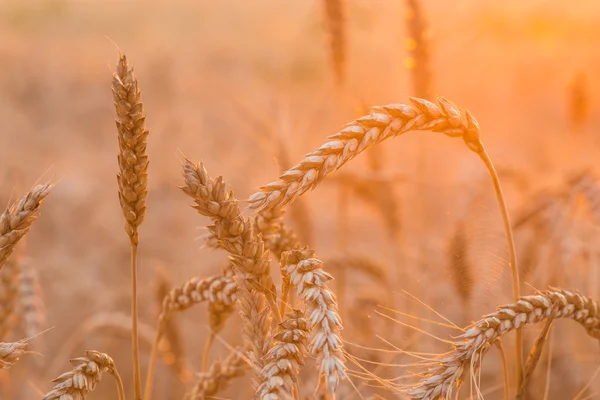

[144,274,237,399]
[112,53,149,400]
[247,97,523,380]
[0,340,28,369]
[42,350,125,400]
[183,346,250,400]
[281,247,346,395]
[0,183,51,272]
[409,288,600,399]
[256,309,308,400]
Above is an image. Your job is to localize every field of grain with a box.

[1,1,600,399]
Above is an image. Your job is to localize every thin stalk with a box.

[144,314,164,400]
[113,368,127,400]
[336,182,349,306]
[477,147,522,386]
[201,332,215,373]
[131,244,142,400]
[495,340,510,400]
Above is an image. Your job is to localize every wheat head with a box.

[0,183,51,271]
[0,340,28,369]
[247,97,480,213]
[409,288,600,399]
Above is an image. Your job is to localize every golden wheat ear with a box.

[0,182,52,272]
[409,288,600,399]
[42,350,125,400]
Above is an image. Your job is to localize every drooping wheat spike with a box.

[409,288,600,399]
[42,350,125,400]
[322,0,346,87]
[248,97,523,380]
[154,267,188,382]
[0,255,21,340]
[180,160,279,319]
[324,253,388,287]
[404,0,434,99]
[0,183,51,272]
[247,98,480,213]
[0,340,28,369]
[183,347,250,400]
[112,53,150,400]
[281,247,346,395]
[256,309,308,399]
[145,274,238,398]
[17,257,46,343]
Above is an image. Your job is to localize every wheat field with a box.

[1,0,600,399]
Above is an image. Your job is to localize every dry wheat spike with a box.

[256,309,308,399]
[247,98,480,213]
[180,159,278,318]
[42,350,125,400]
[183,347,250,400]
[112,54,149,246]
[0,183,51,272]
[18,257,46,342]
[409,288,600,399]
[281,247,346,394]
[0,255,21,340]
[161,275,237,315]
[0,340,28,369]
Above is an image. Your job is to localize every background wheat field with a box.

[1,0,600,399]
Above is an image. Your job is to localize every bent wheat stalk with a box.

[0,183,51,272]
[43,350,125,400]
[409,288,600,399]
[112,53,150,400]
[247,97,523,381]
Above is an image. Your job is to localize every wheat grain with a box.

[0,183,51,272]
[257,309,308,399]
[281,247,346,395]
[409,288,600,399]
[161,275,237,315]
[42,350,125,400]
[0,340,28,369]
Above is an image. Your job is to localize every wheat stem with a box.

[494,340,510,400]
[144,314,164,400]
[477,147,522,385]
[130,244,141,400]
[201,332,215,373]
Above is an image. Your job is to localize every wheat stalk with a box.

[322,0,346,87]
[281,247,346,395]
[248,97,523,381]
[256,309,308,400]
[183,346,250,400]
[17,257,46,344]
[404,0,434,99]
[112,53,149,400]
[0,340,28,369]
[409,288,600,399]
[0,183,51,272]
[42,350,125,400]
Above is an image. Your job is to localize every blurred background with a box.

[1,0,599,398]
